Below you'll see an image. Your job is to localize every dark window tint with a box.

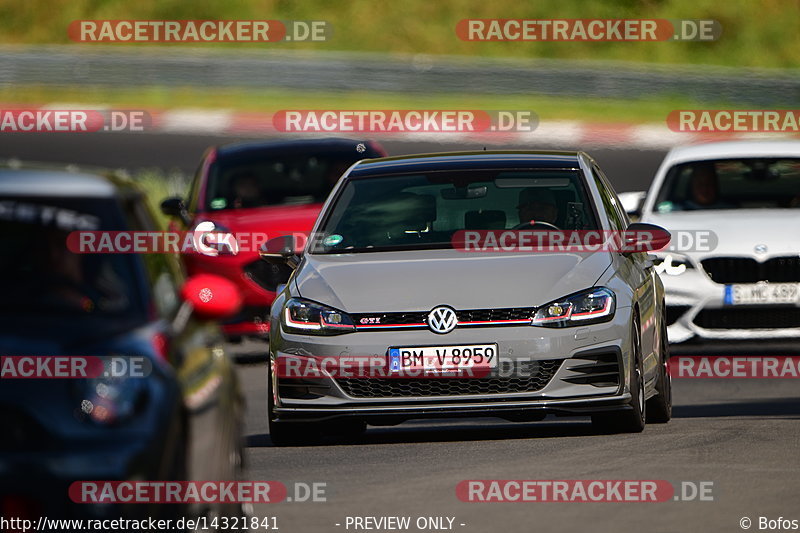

[655,158,800,212]
[313,169,598,254]
[0,197,146,322]
[204,150,375,211]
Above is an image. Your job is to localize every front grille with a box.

[243,259,293,292]
[561,351,621,388]
[352,307,536,330]
[335,360,562,398]
[353,311,428,327]
[701,257,800,284]
[458,307,536,322]
[693,308,800,329]
[665,305,691,326]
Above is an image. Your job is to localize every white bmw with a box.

[627,140,800,344]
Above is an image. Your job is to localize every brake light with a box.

[152,332,170,361]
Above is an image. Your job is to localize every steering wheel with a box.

[512,220,560,230]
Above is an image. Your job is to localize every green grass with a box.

[135,169,186,223]
[0,85,723,125]
[0,0,798,68]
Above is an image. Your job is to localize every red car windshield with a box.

[204,153,365,211]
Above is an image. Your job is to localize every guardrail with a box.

[0,45,798,105]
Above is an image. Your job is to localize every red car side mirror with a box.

[181,274,243,320]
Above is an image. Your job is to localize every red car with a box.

[161,138,387,341]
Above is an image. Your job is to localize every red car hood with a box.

[183,204,323,306]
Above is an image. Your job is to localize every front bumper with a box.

[273,393,634,424]
[661,267,800,343]
[269,311,632,423]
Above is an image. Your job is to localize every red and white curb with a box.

[22,104,800,150]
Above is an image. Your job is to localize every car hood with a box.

[644,210,800,258]
[293,249,612,313]
[198,204,322,238]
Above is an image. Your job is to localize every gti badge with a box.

[427,306,458,334]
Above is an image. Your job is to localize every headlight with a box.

[532,287,616,328]
[653,253,693,276]
[282,298,355,335]
[192,220,239,256]
[78,373,147,425]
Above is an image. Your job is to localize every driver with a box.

[517,188,559,226]
[687,162,719,208]
[231,171,263,209]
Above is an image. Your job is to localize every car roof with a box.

[216,137,382,157]
[0,165,137,198]
[349,151,586,176]
[665,140,800,165]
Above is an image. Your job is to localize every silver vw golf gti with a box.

[262,151,671,445]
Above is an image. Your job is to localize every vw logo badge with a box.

[754,244,768,255]
[427,306,458,334]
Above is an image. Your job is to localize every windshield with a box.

[654,158,800,212]
[0,197,145,323]
[205,152,367,211]
[311,169,598,254]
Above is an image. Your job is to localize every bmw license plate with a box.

[388,344,498,374]
[725,283,800,305]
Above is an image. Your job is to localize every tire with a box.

[646,310,672,423]
[592,314,646,434]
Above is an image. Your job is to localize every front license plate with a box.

[724,283,800,305]
[388,344,498,374]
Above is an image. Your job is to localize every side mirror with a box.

[618,191,646,220]
[160,197,191,226]
[181,274,243,321]
[623,222,671,253]
[259,235,302,269]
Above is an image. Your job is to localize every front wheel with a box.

[646,312,672,423]
[592,315,646,434]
